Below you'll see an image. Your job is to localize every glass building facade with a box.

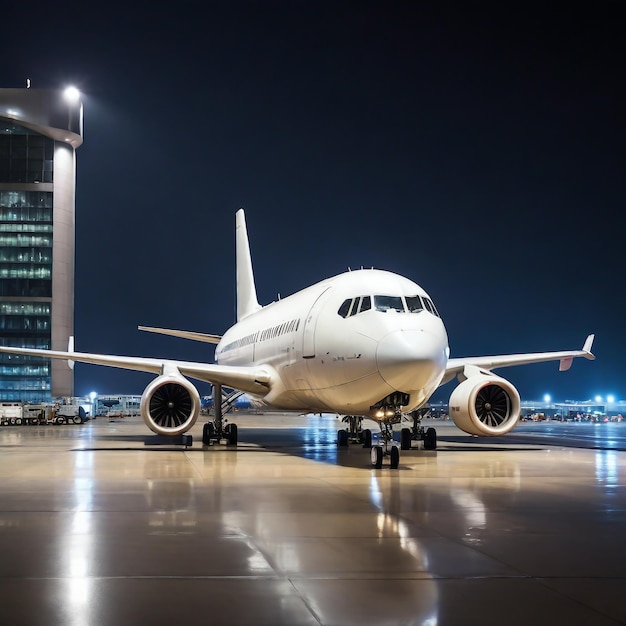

[0,88,83,401]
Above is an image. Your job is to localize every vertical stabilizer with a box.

[236,209,261,321]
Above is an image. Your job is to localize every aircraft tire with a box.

[424,427,437,450]
[362,429,372,448]
[400,428,412,450]
[226,423,238,445]
[390,445,400,469]
[371,445,383,469]
[337,429,349,447]
[202,422,215,445]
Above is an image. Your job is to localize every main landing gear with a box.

[337,415,372,448]
[202,383,239,446]
[400,408,437,451]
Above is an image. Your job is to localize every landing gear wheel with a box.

[371,445,383,469]
[401,428,412,450]
[390,445,400,469]
[202,421,215,445]
[362,429,372,449]
[337,429,349,447]
[225,423,238,445]
[424,427,437,450]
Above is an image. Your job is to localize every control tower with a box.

[0,87,83,400]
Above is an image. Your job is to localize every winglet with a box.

[236,209,262,321]
[67,336,75,370]
[559,333,595,371]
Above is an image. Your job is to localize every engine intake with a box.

[449,373,520,436]
[140,373,200,436]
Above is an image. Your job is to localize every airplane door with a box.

[302,287,331,358]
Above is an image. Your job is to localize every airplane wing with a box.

[0,346,272,395]
[138,326,222,344]
[440,334,595,385]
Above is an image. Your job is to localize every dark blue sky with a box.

[2,2,624,402]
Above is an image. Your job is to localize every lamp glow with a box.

[64,86,80,103]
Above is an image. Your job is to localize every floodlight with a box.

[64,86,80,103]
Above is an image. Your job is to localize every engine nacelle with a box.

[140,373,200,436]
[449,372,521,436]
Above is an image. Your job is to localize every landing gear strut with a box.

[202,383,239,446]
[400,408,437,451]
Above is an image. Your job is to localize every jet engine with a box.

[140,372,200,436]
[449,372,521,436]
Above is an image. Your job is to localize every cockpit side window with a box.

[338,299,352,318]
[422,297,440,317]
[339,295,376,318]
[406,295,424,313]
[374,295,405,312]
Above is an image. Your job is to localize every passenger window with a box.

[406,295,424,313]
[359,295,371,313]
[338,299,351,318]
[374,295,404,312]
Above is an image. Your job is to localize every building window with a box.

[0,124,54,184]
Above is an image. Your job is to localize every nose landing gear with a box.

[370,419,400,469]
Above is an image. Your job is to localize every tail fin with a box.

[236,209,261,321]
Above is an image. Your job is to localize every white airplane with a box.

[0,209,595,467]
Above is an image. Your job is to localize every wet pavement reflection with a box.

[0,415,624,625]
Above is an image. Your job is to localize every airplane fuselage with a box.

[216,269,450,419]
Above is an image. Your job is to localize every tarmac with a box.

[0,413,624,625]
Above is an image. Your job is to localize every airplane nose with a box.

[376,329,447,391]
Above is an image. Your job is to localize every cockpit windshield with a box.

[338,293,440,318]
[374,295,404,312]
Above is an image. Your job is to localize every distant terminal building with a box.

[0,87,83,401]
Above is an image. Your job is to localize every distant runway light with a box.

[543,394,551,403]
[595,395,603,403]
[607,395,615,403]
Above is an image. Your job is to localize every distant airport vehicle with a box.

[0,402,24,426]
[0,210,595,467]
[0,402,86,426]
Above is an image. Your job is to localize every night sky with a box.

[2,2,624,403]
